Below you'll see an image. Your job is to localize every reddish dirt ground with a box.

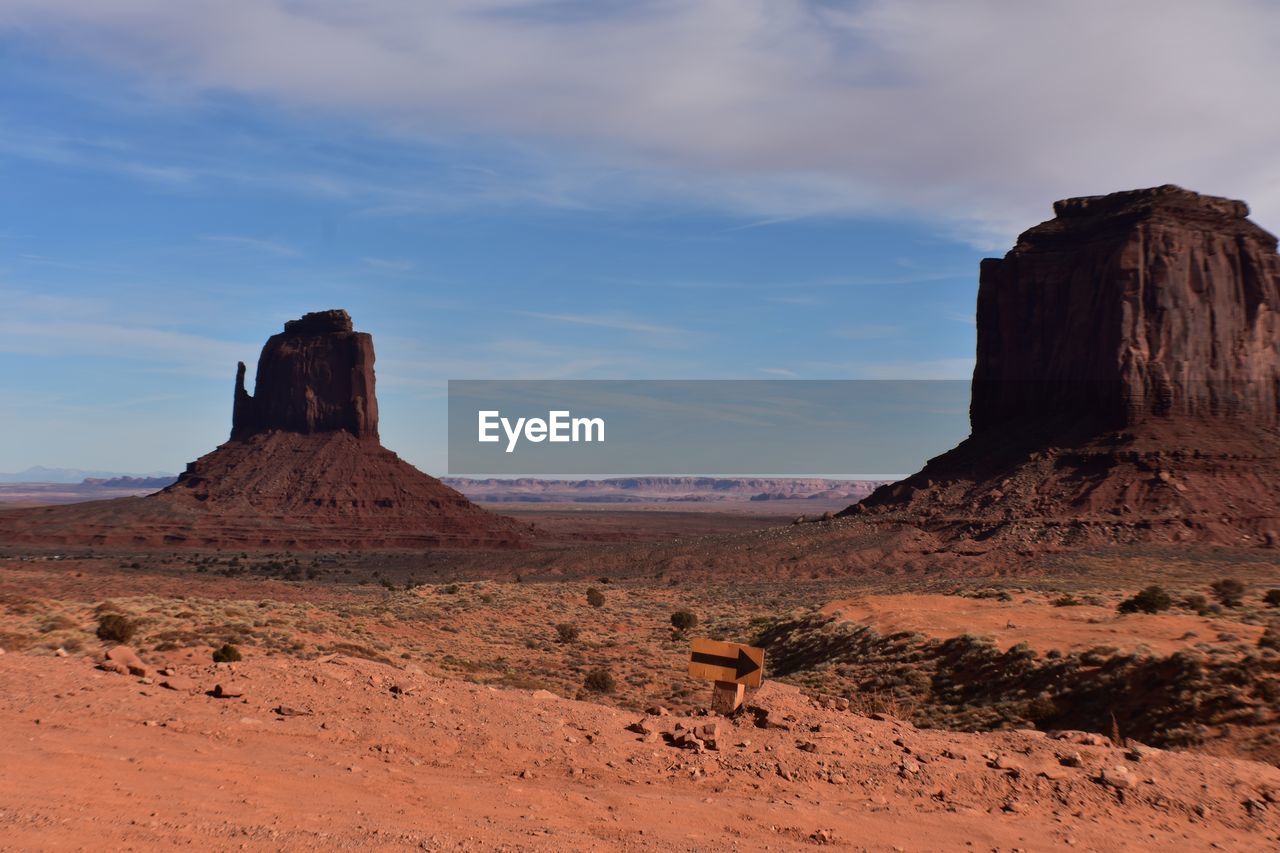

[2,650,1277,851]
[819,593,1269,655]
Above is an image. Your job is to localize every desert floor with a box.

[1,505,1278,850]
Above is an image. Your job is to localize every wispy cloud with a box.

[1,1,1278,242]
[516,311,684,337]
[200,234,300,257]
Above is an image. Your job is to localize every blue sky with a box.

[2,1,1278,475]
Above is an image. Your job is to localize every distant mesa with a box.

[846,185,1280,548]
[0,310,532,549]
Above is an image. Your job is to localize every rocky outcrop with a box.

[231,309,379,440]
[971,185,1280,435]
[846,186,1280,548]
[0,310,532,549]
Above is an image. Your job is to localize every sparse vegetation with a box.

[95,613,137,643]
[212,643,243,663]
[1260,627,1280,652]
[555,623,579,644]
[585,587,605,608]
[1117,585,1172,614]
[1051,594,1081,607]
[1182,593,1211,615]
[670,609,698,632]
[1210,578,1247,608]
[1264,588,1280,608]
[583,667,615,693]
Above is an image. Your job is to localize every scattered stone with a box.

[1059,752,1084,768]
[209,683,244,699]
[273,705,311,717]
[54,648,68,657]
[626,718,659,736]
[1050,730,1112,747]
[645,705,670,716]
[159,676,196,692]
[776,762,794,781]
[1098,765,1135,789]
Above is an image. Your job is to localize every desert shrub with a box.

[585,587,605,608]
[670,610,698,632]
[1117,585,1172,614]
[1051,595,1081,607]
[212,643,242,663]
[1210,579,1246,608]
[96,614,137,643]
[441,583,461,595]
[1260,627,1280,652]
[1263,589,1280,608]
[1182,594,1211,615]
[555,623,580,644]
[583,668,616,693]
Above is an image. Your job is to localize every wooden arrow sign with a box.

[687,638,765,688]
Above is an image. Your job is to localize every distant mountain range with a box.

[0,466,175,484]
[441,477,891,503]
[0,470,889,507]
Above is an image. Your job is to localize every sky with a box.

[2,0,1279,475]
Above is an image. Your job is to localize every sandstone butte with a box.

[0,310,532,549]
[846,185,1280,548]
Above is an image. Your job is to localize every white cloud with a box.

[1,1,1279,245]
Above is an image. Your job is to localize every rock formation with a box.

[971,185,1280,435]
[846,186,1280,548]
[0,310,531,549]
[232,309,379,440]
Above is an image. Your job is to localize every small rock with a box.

[626,718,659,736]
[209,683,244,699]
[1098,765,1134,789]
[1049,730,1112,747]
[777,762,794,781]
[273,705,311,717]
[160,676,196,692]
[646,705,671,716]
[54,648,68,657]
[1059,752,1084,768]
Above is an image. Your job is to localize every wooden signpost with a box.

[687,638,765,714]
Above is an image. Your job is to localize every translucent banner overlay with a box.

[447,380,969,477]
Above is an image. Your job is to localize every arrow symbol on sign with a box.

[690,648,760,680]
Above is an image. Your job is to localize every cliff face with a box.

[846,186,1280,549]
[231,309,379,440]
[971,185,1280,435]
